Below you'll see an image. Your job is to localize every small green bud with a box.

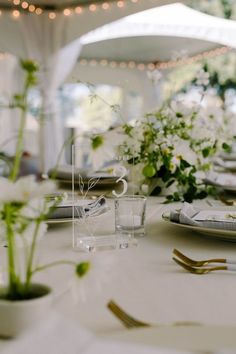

[76,262,90,278]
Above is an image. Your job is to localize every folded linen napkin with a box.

[49,197,108,220]
[170,202,236,230]
[204,171,236,188]
[213,157,236,170]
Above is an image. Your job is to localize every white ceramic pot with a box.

[0,283,52,337]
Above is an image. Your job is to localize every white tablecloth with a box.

[1,197,236,352]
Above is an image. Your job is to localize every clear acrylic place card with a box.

[71,142,138,252]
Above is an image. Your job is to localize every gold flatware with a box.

[218,195,236,206]
[173,248,227,267]
[172,257,230,274]
[107,300,150,328]
[107,300,202,328]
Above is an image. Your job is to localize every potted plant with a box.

[0,60,90,337]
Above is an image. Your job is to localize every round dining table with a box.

[1,196,236,353]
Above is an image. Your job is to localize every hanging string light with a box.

[2,0,141,17]
[78,46,232,72]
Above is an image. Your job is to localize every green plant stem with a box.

[32,260,76,274]
[5,204,18,297]
[25,220,41,292]
[10,107,27,181]
[50,133,86,180]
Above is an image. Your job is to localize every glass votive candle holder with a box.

[114,195,147,237]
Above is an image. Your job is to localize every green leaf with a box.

[150,185,162,196]
[180,159,191,170]
[76,262,90,278]
[91,135,104,150]
[202,147,211,158]
[123,124,133,136]
[222,142,232,153]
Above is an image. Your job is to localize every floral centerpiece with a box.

[120,96,233,202]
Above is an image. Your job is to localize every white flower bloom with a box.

[141,184,149,195]
[0,177,16,203]
[196,69,210,86]
[173,139,197,165]
[171,99,197,117]
[169,156,181,173]
[0,175,55,204]
[21,198,52,218]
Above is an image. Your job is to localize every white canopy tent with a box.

[68,3,236,113]
[0,0,177,172]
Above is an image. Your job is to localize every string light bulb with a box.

[35,7,42,15]
[75,6,82,14]
[21,1,28,9]
[28,4,35,12]
[102,2,110,10]
[12,9,20,18]
[49,11,56,19]
[89,4,97,12]
[117,1,125,8]
[63,8,71,16]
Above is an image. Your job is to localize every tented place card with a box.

[71,143,137,252]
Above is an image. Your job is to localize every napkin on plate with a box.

[204,171,236,188]
[170,202,236,230]
[48,197,109,220]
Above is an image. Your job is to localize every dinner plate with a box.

[162,213,236,242]
[46,218,72,224]
[204,173,236,193]
[57,177,118,187]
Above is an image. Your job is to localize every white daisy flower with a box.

[196,69,210,86]
[0,175,55,204]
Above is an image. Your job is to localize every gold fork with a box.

[107,300,150,328]
[218,195,236,206]
[107,300,202,328]
[173,248,227,267]
[172,257,230,274]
